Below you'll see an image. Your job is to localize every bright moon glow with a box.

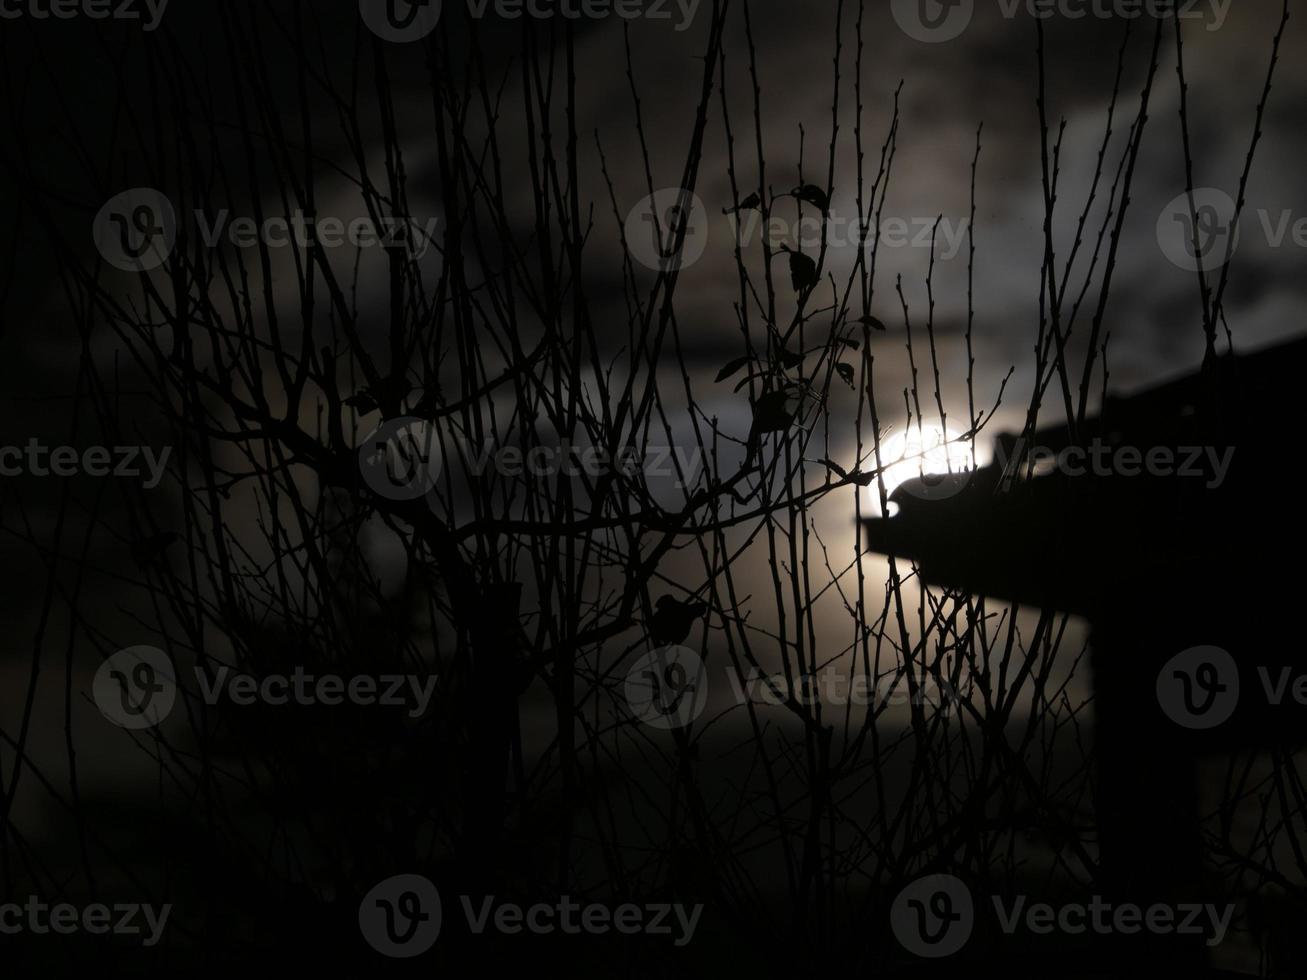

[867,425,977,517]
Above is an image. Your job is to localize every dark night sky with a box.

[3,0,1304,763]
[0,7,1304,971]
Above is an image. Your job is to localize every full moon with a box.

[868,424,977,517]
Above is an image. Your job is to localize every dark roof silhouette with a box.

[864,332,1307,623]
